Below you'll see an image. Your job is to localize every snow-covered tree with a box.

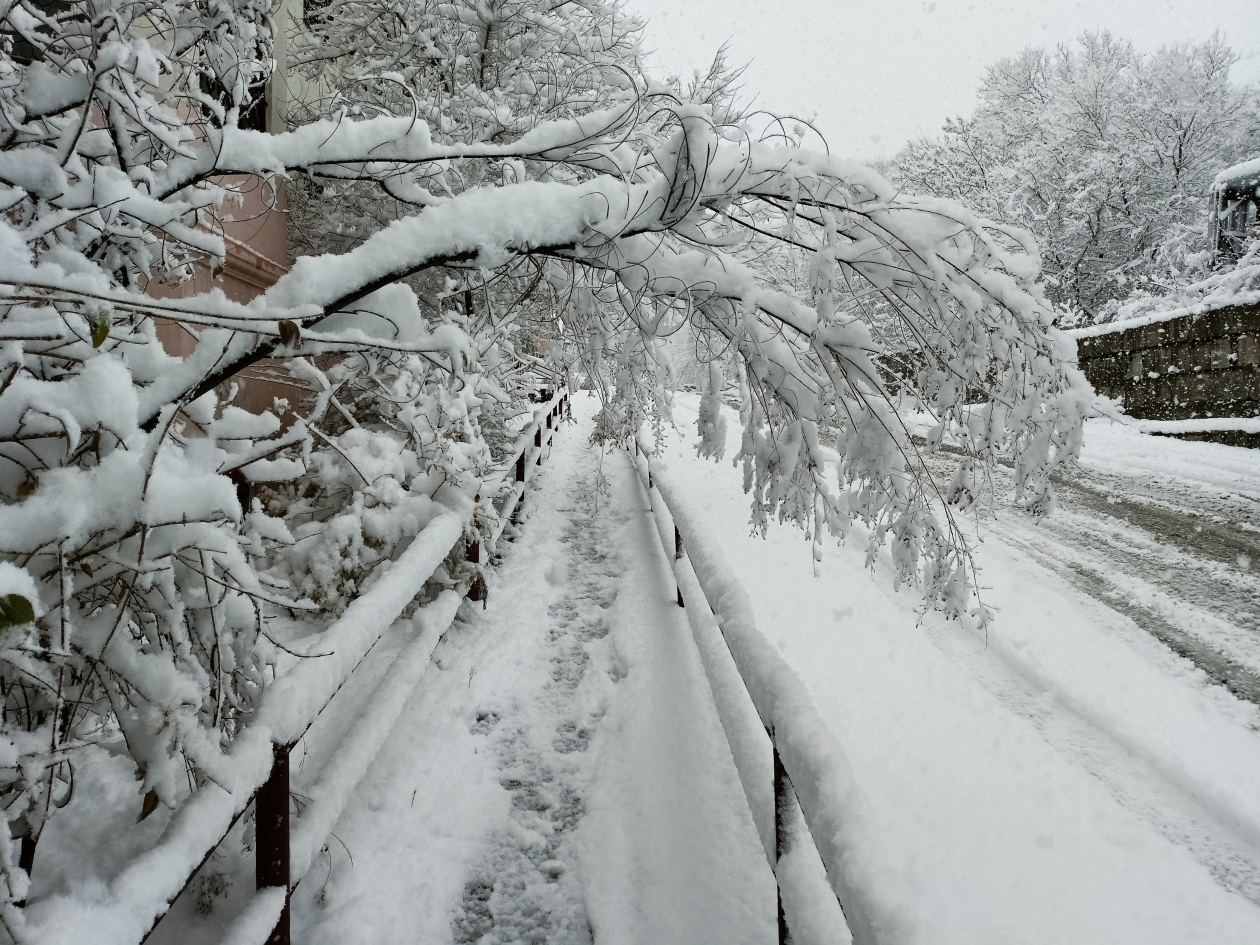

[0,0,1091,919]
[896,32,1260,322]
[284,0,645,248]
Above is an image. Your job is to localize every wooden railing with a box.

[628,433,904,945]
[23,391,569,945]
[243,390,570,945]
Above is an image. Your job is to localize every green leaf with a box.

[0,594,35,631]
[90,317,110,348]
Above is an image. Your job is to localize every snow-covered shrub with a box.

[0,323,307,904]
[265,342,511,614]
[1089,239,1260,328]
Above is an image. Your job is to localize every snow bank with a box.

[1134,417,1260,435]
[640,441,912,945]
[1068,249,1260,339]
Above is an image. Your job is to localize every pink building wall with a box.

[145,176,314,422]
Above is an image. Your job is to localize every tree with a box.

[895,32,1260,322]
[0,0,1089,924]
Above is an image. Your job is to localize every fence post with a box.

[466,538,486,602]
[674,525,684,608]
[257,742,291,945]
[771,734,791,945]
[515,452,525,483]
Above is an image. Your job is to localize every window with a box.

[200,73,268,133]
[10,0,71,65]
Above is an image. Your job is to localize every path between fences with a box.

[38,390,1260,945]
[74,392,859,945]
[281,399,773,945]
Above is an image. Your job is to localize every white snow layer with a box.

[645,394,1260,945]
[1135,417,1260,435]
[275,394,773,945]
[633,441,905,945]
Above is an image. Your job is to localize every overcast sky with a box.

[626,0,1260,162]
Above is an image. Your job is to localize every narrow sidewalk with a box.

[290,395,773,945]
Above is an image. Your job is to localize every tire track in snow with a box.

[914,607,1260,906]
[912,451,1260,905]
[925,446,1260,696]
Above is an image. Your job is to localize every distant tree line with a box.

[894,32,1260,324]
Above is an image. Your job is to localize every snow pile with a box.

[1070,243,1260,339]
[640,441,912,945]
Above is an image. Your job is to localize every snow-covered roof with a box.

[1212,156,1260,193]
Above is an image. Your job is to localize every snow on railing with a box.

[21,391,569,945]
[629,434,909,945]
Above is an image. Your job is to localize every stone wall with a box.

[1074,302,1260,446]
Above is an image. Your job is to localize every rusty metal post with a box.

[466,538,487,603]
[771,735,793,945]
[257,742,291,945]
[674,525,684,608]
[511,452,526,525]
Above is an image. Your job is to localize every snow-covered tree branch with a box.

[0,0,1092,924]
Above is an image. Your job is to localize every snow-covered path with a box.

[289,398,773,945]
[656,394,1260,944]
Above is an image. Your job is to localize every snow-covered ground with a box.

[653,394,1260,944]
[282,397,773,944]
[99,393,1260,945]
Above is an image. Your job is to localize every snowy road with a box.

[921,422,1260,703]
[656,395,1260,944]
[920,421,1260,909]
